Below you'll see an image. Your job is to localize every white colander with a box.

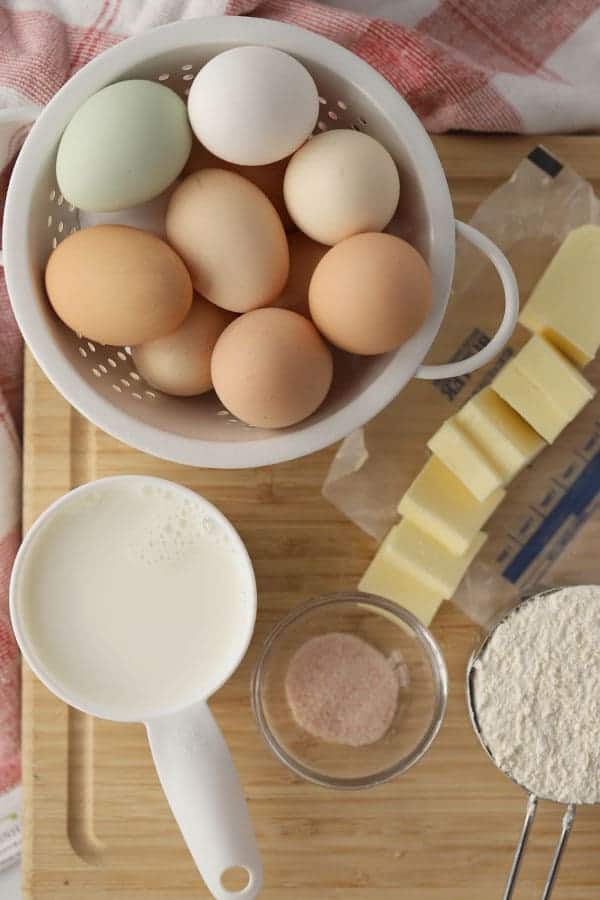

[3,16,518,469]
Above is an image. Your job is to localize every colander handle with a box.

[415,220,519,380]
[146,700,262,900]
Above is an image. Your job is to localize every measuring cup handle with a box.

[540,804,577,900]
[146,701,262,900]
[415,220,519,381]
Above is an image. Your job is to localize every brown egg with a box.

[45,225,192,346]
[166,169,289,313]
[132,297,234,396]
[309,232,432,355]
[274,232,328,317]
[211,308,333,428]
[184,141,294,230]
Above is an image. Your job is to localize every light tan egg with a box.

[284,129,400,245]
[132,297,234,396]
[44,224,192,346]
[166,169,289,313]
[211,307,333,428]
[274,232,328,317]
[309,232,432,355]
[184,141,294,230]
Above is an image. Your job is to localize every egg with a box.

[166,169,289,313]
[184,141,294,230]
[132,297,233,396]
[211,308,333,428]
[187,46,319,166]
[78,183,176,239]
[284,129,400,245]
[45,225,193,346]
[309,232,431,355]
[274,233,328,317]
[56,80,192,211]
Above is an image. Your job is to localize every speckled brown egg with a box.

[166,169,289,313]
[44,224,193,346]
[309,232,431,355]
[132,297,234,396]
[211,307,333,428]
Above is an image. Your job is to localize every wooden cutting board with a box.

[22,135,600,900]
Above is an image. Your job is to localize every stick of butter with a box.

[380,519,487,596]
[427,418,503,501]
[519,225,600,366]
[493,335,595,442]
[359,548,444,626]
[456,387,545,482]
[398,455,504,556]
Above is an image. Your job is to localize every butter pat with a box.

[456,387,545,482]
[398,455,504,556]
[382,519,487,596]
[359,548,444,626]
[493,335,595,442]
[519,225,600,366]
[428,418,503,501]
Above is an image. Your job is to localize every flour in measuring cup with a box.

[472,585,600,804]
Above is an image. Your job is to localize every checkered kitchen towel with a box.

[1,0,600,811]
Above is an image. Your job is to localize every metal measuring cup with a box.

[466,588,584,900]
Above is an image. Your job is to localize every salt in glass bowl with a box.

[251,591,448,789]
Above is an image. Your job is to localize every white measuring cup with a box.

[9,475,262,900]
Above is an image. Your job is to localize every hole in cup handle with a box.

[416,220,519,381]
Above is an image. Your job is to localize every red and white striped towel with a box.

[1,0,600,800]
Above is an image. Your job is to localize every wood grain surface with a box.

[22,135,600,900]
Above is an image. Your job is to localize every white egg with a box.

[284,129,400,245]
[187,46,319,166]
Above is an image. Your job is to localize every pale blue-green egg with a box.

[56,79,192,212]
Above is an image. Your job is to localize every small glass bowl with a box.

[251,591,448,789]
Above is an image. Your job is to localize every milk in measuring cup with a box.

[14,480,254,719]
